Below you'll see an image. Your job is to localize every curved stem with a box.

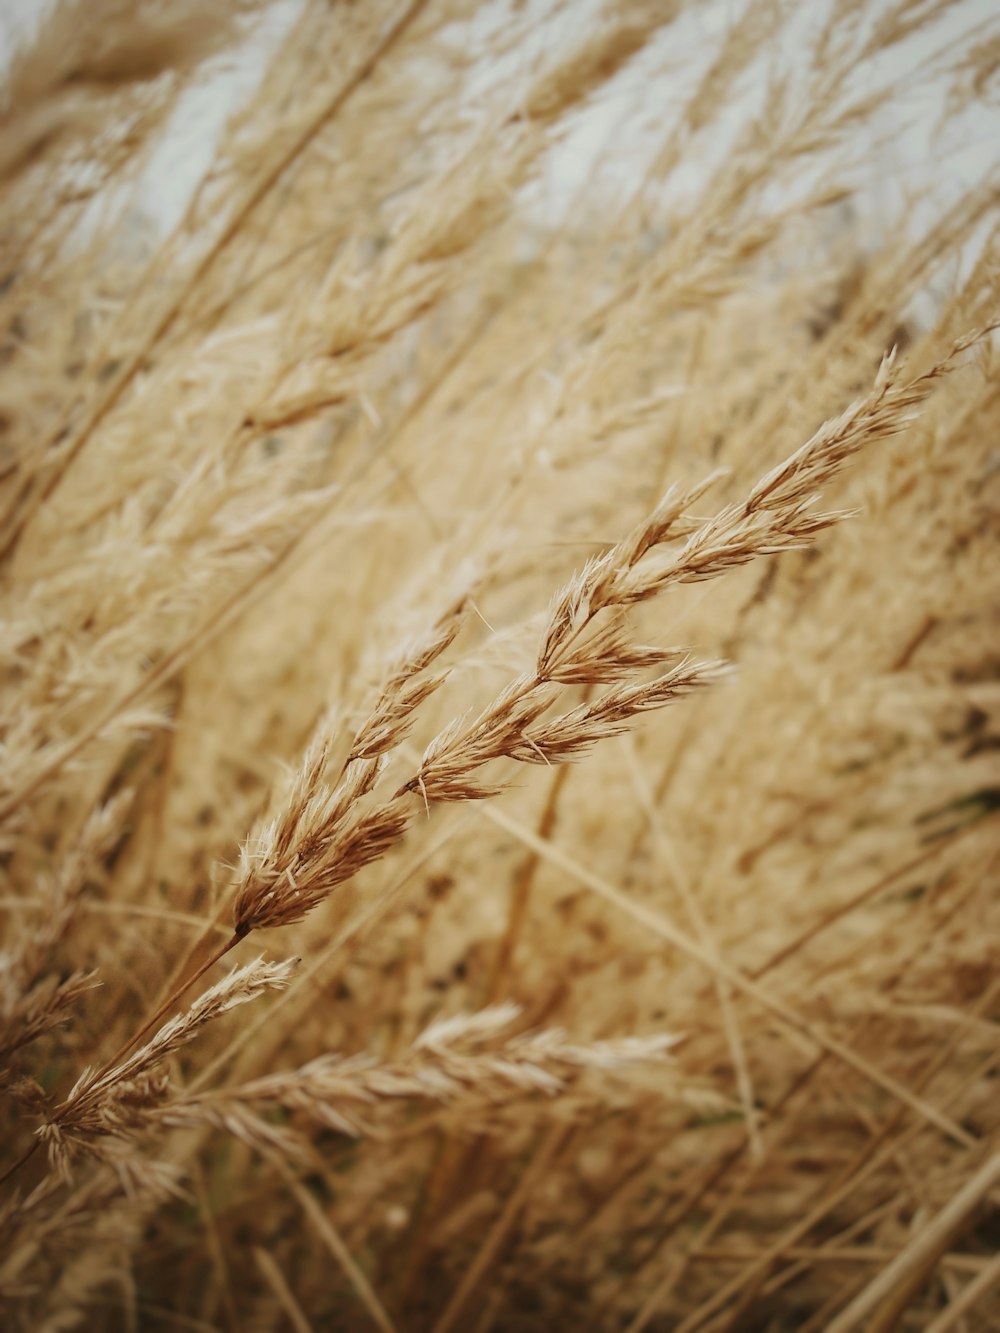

[0,930,246,1191]
[0,1138,40,1189]
[86,929,245,1086]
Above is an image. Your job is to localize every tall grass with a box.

[1,0,998,1328]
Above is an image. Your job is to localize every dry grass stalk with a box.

[152,1004,680,1157]
[233,343,962,946]
[0,0,998,1327]
[0,793,129,1076]
[37,956,298,1187]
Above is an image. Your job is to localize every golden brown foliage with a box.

[0,0,998,1328]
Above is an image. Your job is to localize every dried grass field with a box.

[1,1,999,1328]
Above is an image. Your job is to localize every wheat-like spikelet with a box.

[232,341,960,938]
[0,0,998,1327]
[37,956,298,1183]
[154,1004,682,1156]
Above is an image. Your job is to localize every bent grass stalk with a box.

[2,6,998,1326]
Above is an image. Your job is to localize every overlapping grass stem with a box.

[0,0,998,1328]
